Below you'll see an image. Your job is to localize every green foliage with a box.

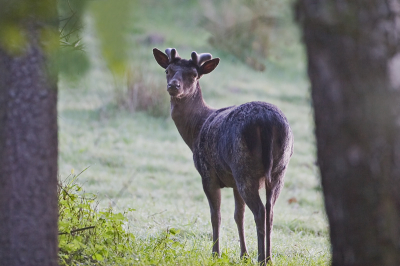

[0,0,134,77]
[58,169,136,265]
[89,0,135,75]
[0,0,59,55]
[57,0,90,77]
[57,0,135,78]
[58,0,87,46]
[57,46,90,78]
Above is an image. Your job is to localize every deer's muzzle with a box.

[167,82,180,96]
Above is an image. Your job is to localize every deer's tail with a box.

[260,124,274,186]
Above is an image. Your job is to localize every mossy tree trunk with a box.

[297,1,400,265]
[0,1,59,265]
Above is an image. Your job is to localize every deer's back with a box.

[193,101,293,188]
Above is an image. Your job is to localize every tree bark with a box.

[0,11,59,266]
[296,1,400,265]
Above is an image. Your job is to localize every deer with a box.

[153,47,294,265]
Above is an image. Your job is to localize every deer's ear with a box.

[153,48,169,69]
[199,58,220,76]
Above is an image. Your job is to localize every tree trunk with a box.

[296,1,400,265]
[0,13,59,266]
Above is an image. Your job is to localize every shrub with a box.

[58,169,136,265]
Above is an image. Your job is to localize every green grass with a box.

[58,0,330,264]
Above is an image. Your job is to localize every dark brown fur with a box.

[153,48,294,264]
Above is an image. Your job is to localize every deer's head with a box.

[153,48,219,98]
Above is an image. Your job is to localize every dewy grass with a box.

[60,171,322,266]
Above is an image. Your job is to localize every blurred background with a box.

[57,0,329,264]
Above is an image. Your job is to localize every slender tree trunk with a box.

[296,1,400,265]
[0,9,59,266]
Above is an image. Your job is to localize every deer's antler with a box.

[165,48,181,63]
[191,51,212,67]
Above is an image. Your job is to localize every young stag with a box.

[153,48,293,264]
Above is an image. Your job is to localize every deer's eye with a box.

[165,70,168,74]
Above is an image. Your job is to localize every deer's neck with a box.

[170,83,214,151]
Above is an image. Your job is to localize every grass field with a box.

[58,1,331,264]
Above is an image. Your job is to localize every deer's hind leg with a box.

[235,178,266,264]
[265,170,285,263]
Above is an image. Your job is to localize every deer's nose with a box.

[167,81,180,90]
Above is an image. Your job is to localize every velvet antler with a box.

[191,51,212,67]
[165,48,181,63]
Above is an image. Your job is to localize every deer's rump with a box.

[193,101,293,189]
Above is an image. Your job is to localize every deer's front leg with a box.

[202,180,221,256]
[233,188,248,258]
